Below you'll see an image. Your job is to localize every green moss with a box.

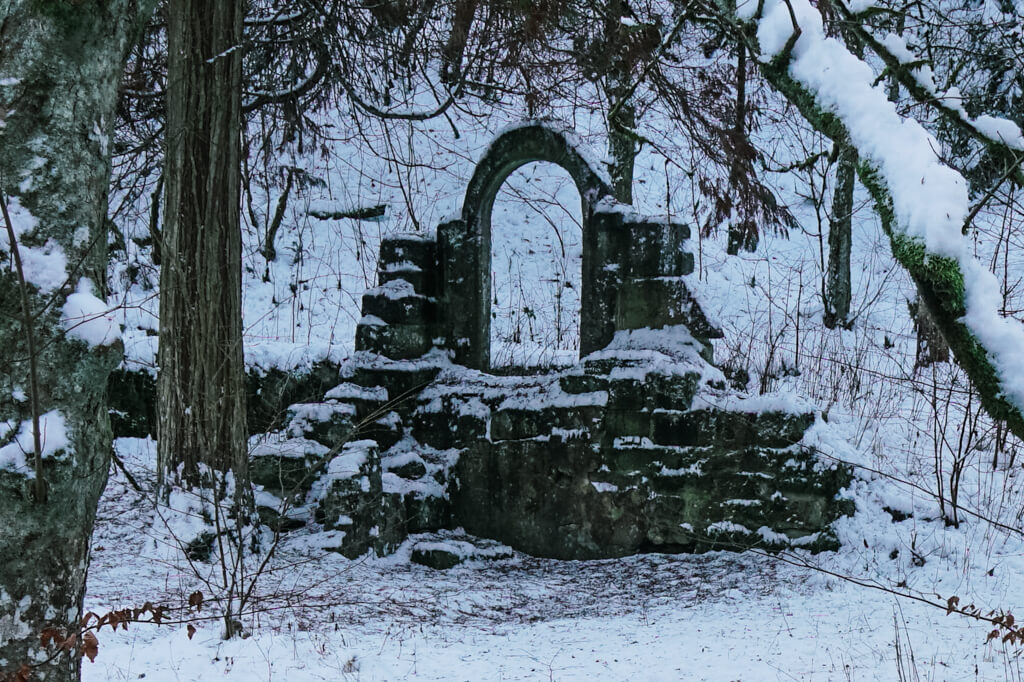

[889,233,965,307]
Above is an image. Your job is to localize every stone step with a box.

[651,408,813,448]
[355,318,434,360]
[350,410,404,451]
[248,433,328,496]
[379,233,437,270]
[409,531,514,570]
[350,363,442,401]
[312,441,407,558]
[378,266,437,297]
[285,401,356,449]
[254,488,312,532]
[323,382,389,421]
[360,280,438,325]
[615,276,722,339]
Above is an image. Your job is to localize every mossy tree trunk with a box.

[824,139,855,329]
[0,2,157,680]
[157,0,249,492]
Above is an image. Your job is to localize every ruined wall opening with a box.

[489,162,583,370]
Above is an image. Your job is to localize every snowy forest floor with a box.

[82,439,1024,681]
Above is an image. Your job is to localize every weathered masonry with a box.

[252,123,853,562]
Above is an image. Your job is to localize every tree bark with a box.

[158,0,248,491]
[603,0,641,204]
[726,43,757,254]
[0,2,157,680]
[824,139,855,329]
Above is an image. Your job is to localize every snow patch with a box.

[0,411,69,474]
[62,278,120,347]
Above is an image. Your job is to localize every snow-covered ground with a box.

[85,438,1024,681]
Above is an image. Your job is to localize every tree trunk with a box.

[157,0,248,492]
[0,2,156,680]
[603,0,640,204]
[727,44,757,254]
[910,295,950,368]
[824,139,856,329]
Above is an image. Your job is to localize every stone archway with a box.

[437,123,617,369]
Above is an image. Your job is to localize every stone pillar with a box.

[354,233,440,360]
[437,218,488,368]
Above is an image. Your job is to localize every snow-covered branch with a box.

[727,0,1024,438]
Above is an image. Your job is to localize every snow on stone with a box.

[590,480,619,493]
[382,260,422,273]
[691,389,816,415]
[479,118,614,189]
[497,387,607,411]
[244,342,347,375]
[706,520,751,535]
[324,440,375,480]
[743,0,1024,414]
[325,383,388,402]
[248,433,328,459]
[287,401,355,438]
[365,278,418,300]
[0,410,69,474]
[62,278,120,346]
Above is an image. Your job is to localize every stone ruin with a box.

[250,123,854,565]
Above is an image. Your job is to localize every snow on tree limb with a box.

[728,0,1024,438]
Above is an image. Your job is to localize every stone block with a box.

[377,492,409,555]
[615,277,723,339]
[404,492,452,532]
[324,382,389,421]
[355,320,433,359]
[603,409,653,440]
[256,503,308,532]
[316,441,387,559]
[354,411,403,451]
[490,404,602,441]
[651,409,812,449]
[361,289,437,326]
[379,234,438,270]
[378,266,436,297]
[409,534,513,570]
[559,372,609,395]
[622,220,693,278]
[250,452,315,496]
[286,402,356,449]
